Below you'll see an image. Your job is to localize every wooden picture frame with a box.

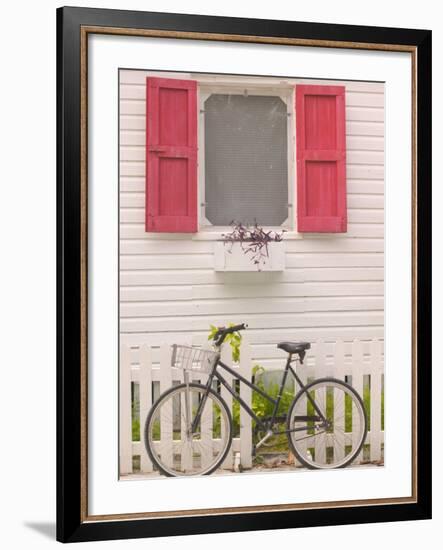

[57,6,432,543]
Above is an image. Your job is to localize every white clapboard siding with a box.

[121,219,383,240]
[120,256,383,279]
[120,220,384,242]
[345,107,384,122]
[119,70,385,386]
[120,254,215,270]
[126,282,384,301]
[120,116,145,131]
[120,312,384,335]
[346,121,384,136]
[121,326,384,349]
[120,296,383,318]
[120,338,384,476]
[348,180,384,193]
[284,266,383,280]
[120,177,145,192]
[345,94,384,108]
[120,221,383,239]
[119,248,383,267]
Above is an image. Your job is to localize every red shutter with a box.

[145,77,197,232]
[296,85,347,232]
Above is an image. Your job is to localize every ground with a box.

[122,452,384,480]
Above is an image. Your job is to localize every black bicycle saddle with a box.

[277,342,311,354]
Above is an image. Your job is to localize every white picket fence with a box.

[120,337,384,476]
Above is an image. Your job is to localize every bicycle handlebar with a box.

[213,323,248,346]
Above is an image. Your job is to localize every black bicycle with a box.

[144,324,368,477]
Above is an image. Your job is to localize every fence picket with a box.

[333,339,346,463]
[240,335,253,469]
[119,344,133,474]
[369,339,382,462]
[294,354,309,468]
[351,339,365,462]
[316,339,328,378]
[220,345,234,469]
[139,345,153,472]
[121,338,384,476]
[200,377,214,470]
[314,339,327,465]
[158,343,173,469]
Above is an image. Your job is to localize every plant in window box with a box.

[215,221,286,272]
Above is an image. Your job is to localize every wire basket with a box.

[171,344,219,374]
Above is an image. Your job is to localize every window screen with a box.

[204,94,288,226]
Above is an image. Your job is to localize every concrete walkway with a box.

[120,459,383,481]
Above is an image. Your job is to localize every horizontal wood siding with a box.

[119,70,384,362]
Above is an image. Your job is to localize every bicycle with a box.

[144,324,368,477]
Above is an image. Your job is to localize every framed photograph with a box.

[57,6,432,543]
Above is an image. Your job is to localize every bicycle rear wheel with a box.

[287,378,367,469]
[144,382,232,477]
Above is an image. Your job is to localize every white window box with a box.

[214,241,285,272]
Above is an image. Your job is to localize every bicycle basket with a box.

[171,344,218,374]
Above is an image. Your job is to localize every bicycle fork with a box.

[186,371,214,437]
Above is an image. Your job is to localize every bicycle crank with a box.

[255,430,274,450]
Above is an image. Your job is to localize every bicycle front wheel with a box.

[287,378,367,469]
[144,382,232,477]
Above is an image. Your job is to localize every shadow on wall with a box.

[23,522,56,540]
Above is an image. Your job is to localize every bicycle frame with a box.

[191,354,327,436]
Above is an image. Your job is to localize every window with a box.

[145,76,347,234]
[202,92,290,227]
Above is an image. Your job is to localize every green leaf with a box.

[208,324,218,340]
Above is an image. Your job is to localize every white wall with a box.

[1,1,440,550]
[120,70,384,367]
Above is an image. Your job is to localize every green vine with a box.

[208,323,242,363]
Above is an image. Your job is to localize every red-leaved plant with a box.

[221,221,285,271]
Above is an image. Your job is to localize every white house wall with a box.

[119,70,384,369]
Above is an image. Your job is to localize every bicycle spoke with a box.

[294,430,327,443]
[288,380,367,469]
[146,384,231,476]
